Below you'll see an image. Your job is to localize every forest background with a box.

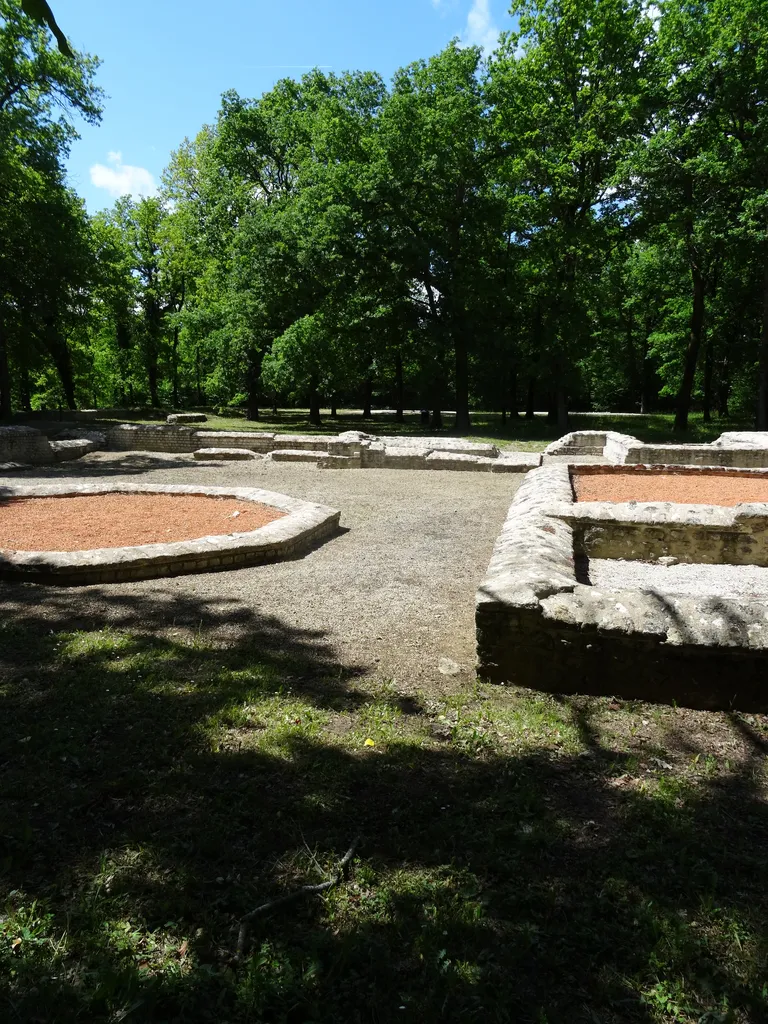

[2,0,768,434]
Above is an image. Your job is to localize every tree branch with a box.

[235,836,361,960]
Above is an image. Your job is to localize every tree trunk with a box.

[525,377,535,419]
[674,267,706,432]
[195,345,203,404]
[246,350,261,420]
[394,352,404,423]
[431,408,443,429]
[640,335,655,414]
[19,366,31,412]
[51,341,76,409]
[308,379,322,426]
[702,333,713,424]
[546,392,558,424]
[556,385,568,431]
[454,329,471,432]
[172,326,180,408]
[508,366,519,418]
[147,358,160,408]
[362,376,373,419]
[0,322,11,419]
[758,257,768,429]
[330,397,337,418]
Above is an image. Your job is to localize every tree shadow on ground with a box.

[1,453,209,480]
[0,588,766,1023]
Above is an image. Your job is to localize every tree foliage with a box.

[4,0,768,428]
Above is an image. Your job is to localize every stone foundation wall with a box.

[0,482,340,585]
[623,443,768,468]
[547,429,768,467]
[105,424,542,472]
[0,426,54,465]
[476,463,768,711]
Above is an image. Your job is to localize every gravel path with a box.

[586,557,768,600]
[0,453,521,689]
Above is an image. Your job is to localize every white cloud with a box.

[461,0,500,52]
[90,151,157,200]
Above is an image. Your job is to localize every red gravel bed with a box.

[573,471,768,507]
[0,493,285,552]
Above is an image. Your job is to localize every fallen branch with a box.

[236,835,361,959]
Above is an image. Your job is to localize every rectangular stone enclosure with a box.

[476,463,768,711]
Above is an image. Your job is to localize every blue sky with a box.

[55,0,514,212]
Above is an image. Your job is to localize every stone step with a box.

[269,449,324,462]
[193,448,262,461]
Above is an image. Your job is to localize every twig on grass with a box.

[236,835,361,959]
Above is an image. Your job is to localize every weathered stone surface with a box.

[269,449,322,462]
[167,412,207,424]
[381,435,498,457]
[545,429,768,468]
[278,434,333,451]
[425,452,491,471]
[476,462,768,711]
[0,482,340,585]
[50,438,95,461]
[317,454,362,469]
[714,432,768,449]
[193,447,261,461]
[0,426,54,465]
[54,428,106,448]
[105,424,538,472]
[493,452,542,471]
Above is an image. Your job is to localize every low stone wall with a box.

[167,412,207,424]
[623,443,768,468]
[546,429,768,468]
[106,424,542,472]
[0,426,54,466]
[567,465,768,565]
[476,464,768,710]
[0,482,340,585]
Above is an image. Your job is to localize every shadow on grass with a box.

[0,588,766,1023]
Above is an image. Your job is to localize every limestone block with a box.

[492,452,542,471]
[193,448,261,461]
[381,446,430,469]
[714,432,768,449]
[278,434,332,451]
[167,412,207,423]
[50,438,95,461]
[269,449,322,462]
[0,425,54,465]
[318,454,362,469]
[54,428,107,448]
[381,435,498,457]
[425,451,490,471]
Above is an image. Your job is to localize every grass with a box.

[20,408,755,453]
[1,605,767,1023]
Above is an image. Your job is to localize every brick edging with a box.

[0,483,340,585]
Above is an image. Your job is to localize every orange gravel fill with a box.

[573,471,768,507]
[0,493,286,552]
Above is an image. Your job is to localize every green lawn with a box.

[1,610,766,1023]
[43,408,755,453]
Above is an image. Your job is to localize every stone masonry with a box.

[107,424,543,472]
[476,463,768,711]
[545,429,768,468]
[0,482,340,586]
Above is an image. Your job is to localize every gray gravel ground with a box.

[586,557,768,600]
[0,452,521,690]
